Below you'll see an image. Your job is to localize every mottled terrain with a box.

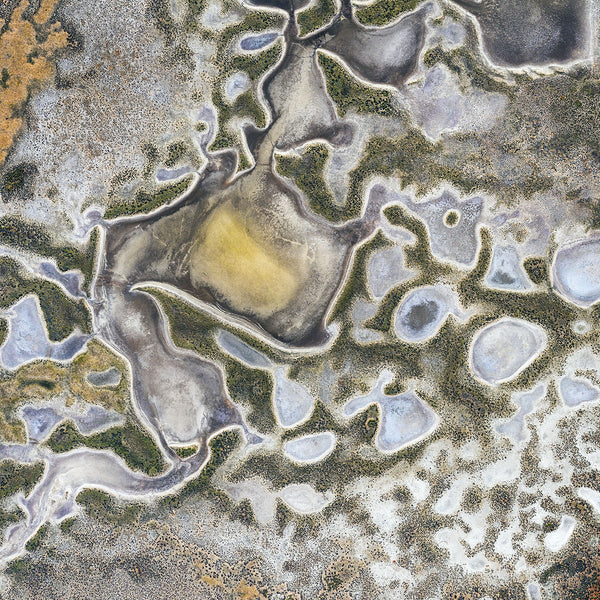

[0,0,599,598]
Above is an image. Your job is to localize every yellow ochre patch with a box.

[0,0,69,165]
[190,207,299,318]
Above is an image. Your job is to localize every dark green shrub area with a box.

[147,0,178,43]
[0,507,24,534]
[207,13,284,160]
[174,445,197,459]
[75,488,142,526]
[0,163,37,198]
[0,317,7,346]
[226,360,275,434]
[150,287,282,362]
[329,230,391,320]
[209,88,240,153]
[347,133,433,212]
[159,429,242,510]
[297,0,336,35]
[423,46,514,96]
[276,144,344,222]
[546,75,600,155]
[46,420,166,476]
[0,257,91,341]
[523,257,548,285]
[142,142,160,177]
[0,217,98,289]
[212,88,268,136]
[354,0,419,26]
[36,284,90,341]
[5,557,34,584]
[164,141,190,168]
[58,516,76,533]
[318,52,401,118]
[210,43,283,155]
[104,176,193,219]
[229,43,282,81]
[344,129,546,219]
[344,132,433,219]
[0,460,45,500]
[25,524,49,552]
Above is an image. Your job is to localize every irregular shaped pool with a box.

[273,367,314,428]
[394,285,457,343]
[559,376,600,407]
[344,370,439,453]
[552,237,600,308]
[470,318,547,385]
[284,432,336,463]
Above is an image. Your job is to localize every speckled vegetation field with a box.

[0,0,599,597]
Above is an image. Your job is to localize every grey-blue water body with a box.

[240,32,279,51]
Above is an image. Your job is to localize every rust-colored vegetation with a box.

[0,0,69,164]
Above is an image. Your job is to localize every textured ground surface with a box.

[0,0,600,597]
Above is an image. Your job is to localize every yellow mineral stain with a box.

[190,207,299,318]
[0,0,68,165]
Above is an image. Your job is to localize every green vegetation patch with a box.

[149,287,284,363]
[297,0,337,36]
[318,52,401,119]
[0,68,9,90]
[0,507,24,538]
[58,516,76,533]
[210,88,266,153]
[46,420,166,476]
[444,210,459,227]
[141,142,160,177]
[0,256,91,341]
[345,132,435,220]
[364,205,451,332]
[230,497,257,526]
[456,228,581,392]
[214,12,284,62]
[330,230,392,320]
[354,0,419,26]
[164,141,191,168]
[546,75,600,154]
[226,361,275,434]
[189,9,285,162]
[229,42,282,81]
[210,42,283,158]
[25,524,49,552]
[5,556,35,584]
[174,445,198,459]
[0,460,44,500]
[104,176,193,219]
[230,410,432,494]
[75,488,143,526]
[0,317,7,346]
[523,257,548,285]
[275,144,344,222]
[0,216,98,290]
[422,46,515,97]
[160,429,242,511]
[0,163,37,197]
[343,129,550,220]
[147,0,178,44]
